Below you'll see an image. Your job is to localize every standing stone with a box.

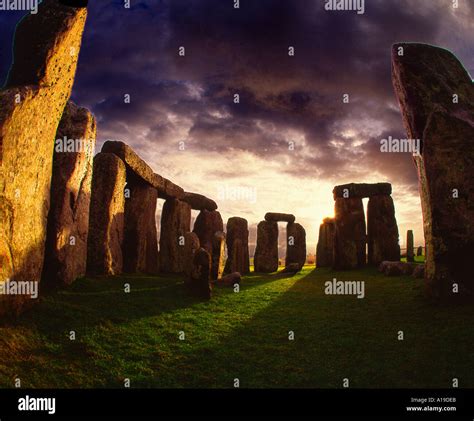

[367,195,400,266]
[123,178,159,274]
[42,102,96,288]
[417,246,423,257]
[183,232,200,280]
[285,222,306,271]
[316,218,335,268]
[212,231,226,280]
[392,43,474,302]
[193,210,224,252]
[189,248,212,300]
[406,230,414,263]
[224,217,250,274]
[0,1,88,315]
[86,153,126,276]
[254,221,279,273]
[159,198,191,273]
[333,198,366,270]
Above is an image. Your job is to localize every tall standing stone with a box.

[0,0,88,314]
[392,43,474,301]
[86,153,126,276]
[406,230,414,263]
[316,218,335,268]
[286,222,306,271]
[123,178,159,274]
[224,217,250,274]
[333,198,366,270]
[367,195,400,266]
[189,248,212,300]
[159,198,191,273]
[183,232,200,280]
[42,102,96,288]
[254,221,279,273]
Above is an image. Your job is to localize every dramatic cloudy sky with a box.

[1,0,473,255]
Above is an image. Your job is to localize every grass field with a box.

[1,265,473,389]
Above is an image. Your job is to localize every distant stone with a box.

[254,221,279,273]
[316,217,335,268]
[264,212,296,223]
[378,261,417,276]
[285,222,306,271]
[42,101,96,288]
[159,199,191,273]
[0,0,88,315]
[392,42,474,302]
[224,217,250,274]
[406,230,415,263]
[182,192,217,211]
[86,153,126,276]
[417,246,423,257]
[333,198,366,270]
[333,183,392,199]
[367,195,400,266]
[220,272,241,287]
[211,231,226,280]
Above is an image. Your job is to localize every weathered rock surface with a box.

[378,261,419,277]
[159,198,191,273]
[285,222,306,271]
[367,195,400,266]
[224,217,250,274]
[406,230,414,263]
[333,183,392,199]
[42,101,96,288]
[392,43,474,302]
[211,231,226,280]
[264,212,296,223]
[189,248,212,300]
[283,263,301,274]
[183,232,200,279]
[182,192,217,211]
[316,217,335,268]
[0,0,88,315]
[220,272,241,287]
[101,140,184,200]
[254,221,279,273]
[333,198,366,270]
[123,179,159,274]
[86,153,126,276]
[193,210,224,252]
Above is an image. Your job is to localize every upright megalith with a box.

[316,218,335,268]
[392,43,474,301]
[189,248,212,300]
[285,222,306,271]
[159,198,191,273]
[42,101,96,288]
[367,195,400,266]
[183,232,200,279]
[123,179,159,274]
[265,212,296,223]
[333,198,366,270]
[0,0,88,314]
[212,231,226,280]
[86,153,126,276]
[224,217,250,274]
[254,221,279,273]
[406,230,414,263]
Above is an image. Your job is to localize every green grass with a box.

[0,266,473,389]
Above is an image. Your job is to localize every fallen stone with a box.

[42,101,96,288]
[0,0,88,315]
[264,212,296,223]
[282,263,301,274]
[159,198,191,273]
[333,198,366,270]
[211,231,226,280]
[123,179,159,274]
[224,217,250,274]
[86,153,126,276]
[285,222,306,271]
[392,42,474,302]
[378,261,418,276]
[333,183,392,199]
[367,195,400,266]
[220,272,241,287]
[254,221,279,273]
[182,192,217,211]
[316,217,335,268]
